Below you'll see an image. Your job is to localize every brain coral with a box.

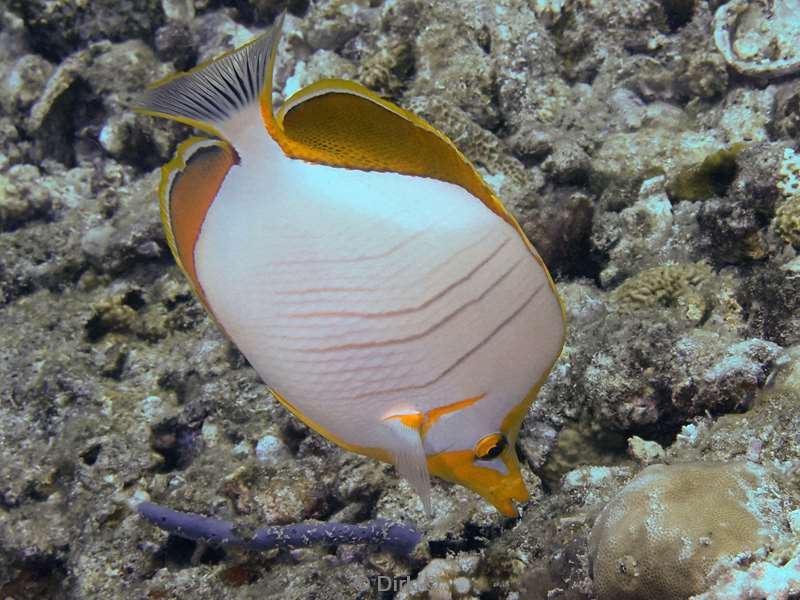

[609,261,711,314]
[589,462,785,600]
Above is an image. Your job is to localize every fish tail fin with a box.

[135,12,285,144]
[384,413,432,516]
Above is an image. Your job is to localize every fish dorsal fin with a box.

[275,81,526,240]
[383,412,432,516]
[135,13,285,143]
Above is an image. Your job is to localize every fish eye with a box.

[474,433,507,461]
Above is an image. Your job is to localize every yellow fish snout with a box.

[427,446,530,518]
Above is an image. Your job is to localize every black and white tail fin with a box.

[136,12,284,144]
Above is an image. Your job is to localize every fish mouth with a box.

[510,495,530,517]
[490,484,529,518]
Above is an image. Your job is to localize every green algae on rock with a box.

[666,145,742,202]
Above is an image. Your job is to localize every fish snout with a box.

[427,448,530,517]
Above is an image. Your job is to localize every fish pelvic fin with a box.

[135,12,285,143]
[383,412,432,516]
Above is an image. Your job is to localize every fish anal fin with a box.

[383,412,432,516]
[276,84,519,232]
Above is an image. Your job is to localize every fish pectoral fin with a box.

[383,412,431,516]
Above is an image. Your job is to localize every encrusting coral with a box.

[589,462,788,600]
[714,0,800,79]
[775,147,800,246]
[695,555,800,600]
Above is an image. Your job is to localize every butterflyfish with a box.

[137,13,566,517]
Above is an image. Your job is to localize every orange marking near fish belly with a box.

[384,412,425,430]
[168,143,238,293]
[422,394,485,435]
[384,394,486,435]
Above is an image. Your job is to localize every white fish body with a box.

[138,14,566,517]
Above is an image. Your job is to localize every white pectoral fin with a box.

[383,413,432,516]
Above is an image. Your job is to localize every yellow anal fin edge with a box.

[269,388,391,464]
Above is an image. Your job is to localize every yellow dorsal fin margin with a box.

[275,80,524,233]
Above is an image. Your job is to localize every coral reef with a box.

[609,261,712,314]
[7,0,165,61]
[0,165,54,231]
[773,84,800,139]
[695,555,800,600]
[2,0,800,598]
[395,555,483,599]
[697,142,785,264]
[593,174,703,287]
